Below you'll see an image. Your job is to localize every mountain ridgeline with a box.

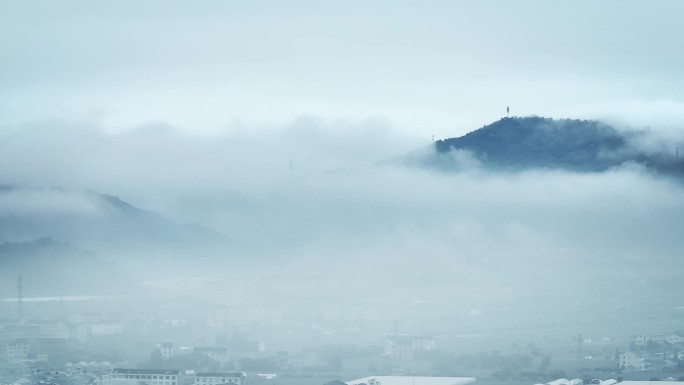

[0,185,239,295]
[424,117,683,175]
[0,185,229,254]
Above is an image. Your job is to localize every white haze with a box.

[2,118,683,347]
[2,1,684,373]
[3,0,684,137]
[1,117,682,266]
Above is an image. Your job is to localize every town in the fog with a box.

[3,274,684,385]
[2,1,684,385]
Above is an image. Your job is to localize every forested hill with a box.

[0,185,229,254]
[425,117,683,175]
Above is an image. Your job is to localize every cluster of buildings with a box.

[619,332,684,371]
[619,351,684,372]
[154,343,242,366]
[98,369,245,385]
[0,315,128,365]
[632,333,684,347]
[0,365,102,385]
[3,337,67,364]
[383,336,435,360]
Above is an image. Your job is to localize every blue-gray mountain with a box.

[0,185,230,256]
[415,117,683,174]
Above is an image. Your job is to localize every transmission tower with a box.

[17,274,23,321]
[575,334,583,354]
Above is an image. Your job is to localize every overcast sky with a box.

[2,0,684,138]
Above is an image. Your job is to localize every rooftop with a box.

[112,369,181,375]
[196,373,245,378]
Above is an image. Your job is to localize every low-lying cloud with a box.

[1,116,683,327]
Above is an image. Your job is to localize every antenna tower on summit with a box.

[507,106,510,118]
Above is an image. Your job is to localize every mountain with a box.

[409,117,684,175]
[0,237,138,296]
[0,185,230,258]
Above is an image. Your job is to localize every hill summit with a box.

[416,116,684,175]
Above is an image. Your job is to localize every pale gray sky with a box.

[1,0,684,137]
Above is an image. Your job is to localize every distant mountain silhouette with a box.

[408,117,684,175]
[0,185,230,257]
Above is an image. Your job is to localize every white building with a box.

[6,338,32,363]
[100,369,181,385]
[620,352,650,371]
[412,337,436,351]
[158,343,174,361]
[666,334,683,345]
[90,323,123,336]
[383,336,435,360]
[546,379,582,385]
[194,372,245,385]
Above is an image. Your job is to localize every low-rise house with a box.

[620,352,650,371]
[194,372,245,385]
[383,335,435,360]
[100,368,182,385]
[159,343,175,361]
[90,323,123,337]
[6,338,32,363]
[619,351,679,371]
[666,334,683,345]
